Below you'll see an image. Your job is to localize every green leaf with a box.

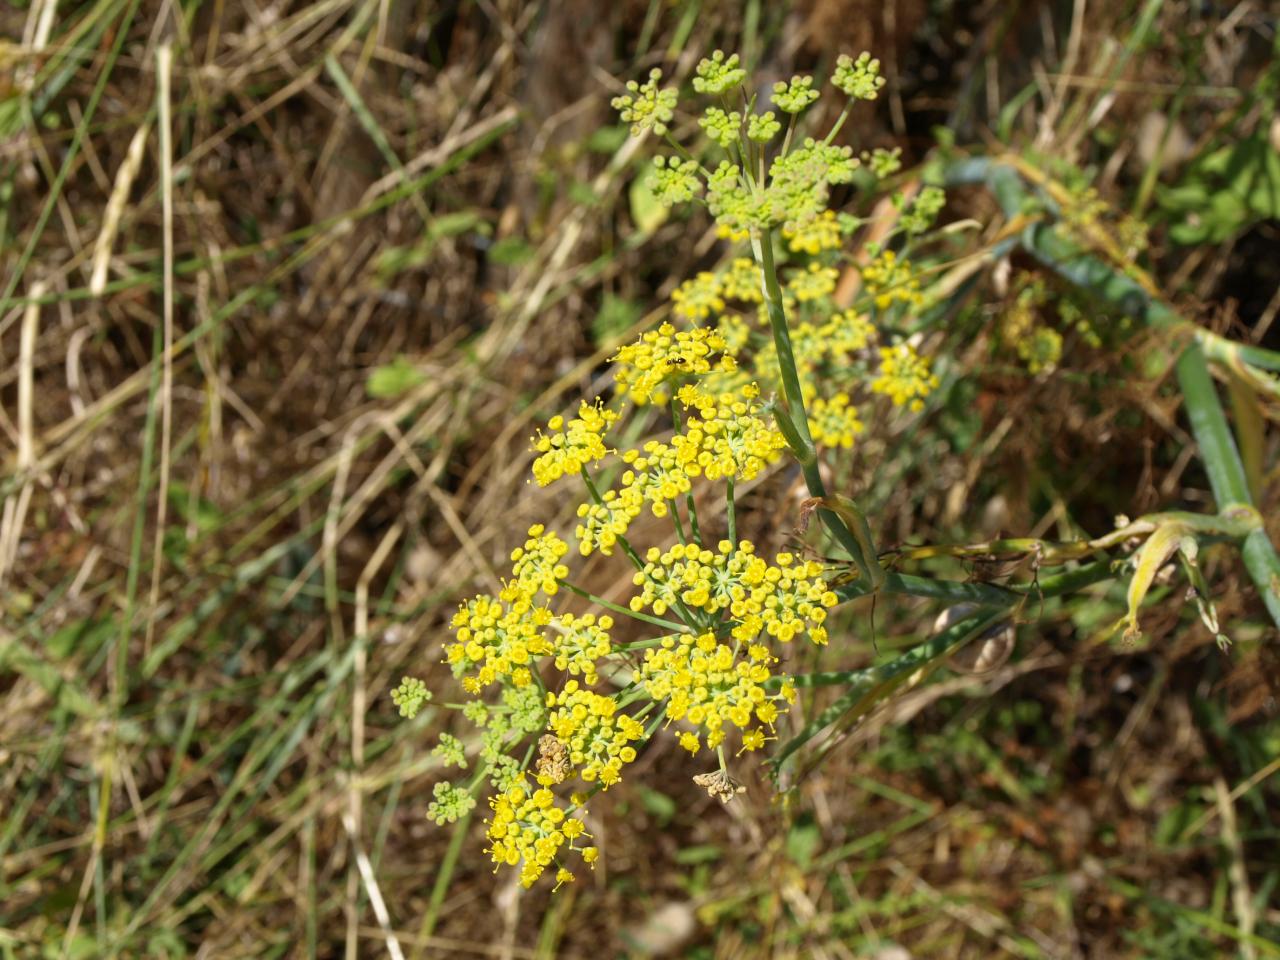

[638,787,677,825]
[585,124,629,154]
[488,235,535,266]
[785,818,821,868]
[674,844,722,865]
[367,355,425,399]
[427,210,484,240]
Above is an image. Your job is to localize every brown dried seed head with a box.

[693,769,746,804]
[536,734,571,785]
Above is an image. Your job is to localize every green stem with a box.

[726,478,737,545]
[752,229,884,577]
[580,468,646,572]
[823,98,854,145]
[669,501,688,544]
[1176,345,1280,626]
[560,581,689,633]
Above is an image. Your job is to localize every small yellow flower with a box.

[786,262,839,303]
[861,249,924,310]
[671,271,725,320]
[612,323,733,405]
[782,209,842,254]
[870,342,939,412]
[546,681,646,788]
[810,393,864,449]
[530,400,618,487]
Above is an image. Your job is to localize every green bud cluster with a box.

[832,52,885,100]
[611,49,885,238]
[900,185,946,235]
[699,107,742,148]
[866,146,903,179]
[651,156,703,205]
[391,676,430,718]
[612,68,677,137]
[433,732,468,768]
[747,111,782,143]
[692,50,746,94]
[772,75,819,114]
[427,781,476,825]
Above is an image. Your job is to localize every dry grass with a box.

[1,1,1278,957]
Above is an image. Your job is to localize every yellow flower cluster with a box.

[504,525,570,604]
[485,785,595,888]
[786,262,839,302]
[621,441,692,517]
[447,595,554,693]
[783,209,842,254]
[671,271,725,320]
[575,488,642,556]
[551,613,613,684]
[861,249,924,310]
[809,392,865,449]
[718,257,764,303]
[530,401,618,487]
[638,631,798,754]
[629,540,838,644]
[612,322,734,404]
[672,384,786,481]
[871,342,940,412]
[546,681,645,787]
[820,308,877,358]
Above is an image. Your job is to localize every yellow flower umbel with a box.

[783,209,842,254]
[546,681,645,787]
[672,383,787,482]
[870,342,940,412]
[785,262,839,303]
[484,785,591,888]
[629,540,838,644]
[446,595,554,693]
[503,525,570,605]
[718,257,764,303]
[810,393,865,449]
[620,441,693,518]
[819,308,877,360]
[550,613,613,685]
[612,322,734,405]
[861,249,924,310]
[574,488,643,557]
[638,631,797,754]
[671,271,725,320]
[531,400,618,487]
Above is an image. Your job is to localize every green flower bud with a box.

[693,50,746,95]
[699,107,742,149]
[612,68,678,137]
[832,52,885,100]
[651,156,703,205]
[391,676,430,719]
[747,111,782,143]
[433,732,468,769]
[427,781,477,825]
[772,75,819,114]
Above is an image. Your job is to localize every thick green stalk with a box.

[1176,345,1280,625]
[751,229,883,584]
